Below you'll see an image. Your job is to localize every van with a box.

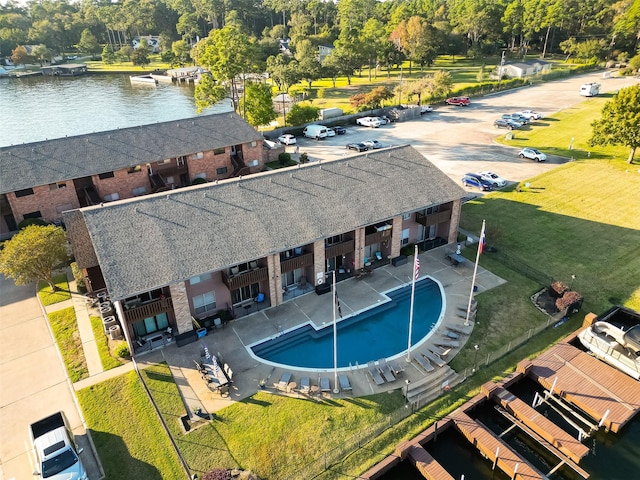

[303,125,329,140]
[580,83,600,97]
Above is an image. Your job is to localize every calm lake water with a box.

[0,73,232,147]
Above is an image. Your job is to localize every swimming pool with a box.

[249,278,444,370]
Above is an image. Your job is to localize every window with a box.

[193,292,216,315]
[98,171,115,179]
[127,165,142,174]
[23,211,42,219]
[132,186,146,196]
[158,159,171,165]
[251,141,257,147]
[325,235,343,246]
[132,312,169,337]
[49,182,66,191]
[195,172,206,180]
[190,273,212,285]
[402,212,412,221]
[401,228,410,245]
[177,155,188,165]
[232,284,259,305]
[15,188,34,197]
[216,167,228,175]
[426,205,440,215]
[213,147,225,155]
[247,159,259,167]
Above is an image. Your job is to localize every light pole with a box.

[472,344,479,373]
[404,379,411,403]
[570,274,576,290]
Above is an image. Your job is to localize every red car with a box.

[445,96,470,106]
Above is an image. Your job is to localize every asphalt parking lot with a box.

[285,72,639,191]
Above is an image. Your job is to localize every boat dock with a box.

[518,341,640,433]
[405,444,454,480]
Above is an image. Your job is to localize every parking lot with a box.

[282,72,639,191]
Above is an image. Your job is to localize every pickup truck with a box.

[445,96,470,106]
[30,411,88,479]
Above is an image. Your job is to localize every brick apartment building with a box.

[0,112,265,238]
[65,145,467,356]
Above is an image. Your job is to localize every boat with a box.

[578,320,640,380]
[129,74,158,86]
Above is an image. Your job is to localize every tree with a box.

[78,28,100,57]
[171,39,191,66]
[101,45,116,64]
[239,81,278,127]
[0,225,68,292]
[194,74,228,113]
[10,44,31,66]
[589,84,640,163]
[286,103,319,125]
[131,43,151,66]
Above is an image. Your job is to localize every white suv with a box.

[356,117,382,128]
[519,147,547,162]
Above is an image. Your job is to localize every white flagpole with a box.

[333,271,339,393]
[465,219,485,326]
[407,244,418,362]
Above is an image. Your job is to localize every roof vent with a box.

[215,179,218,185]
[388,152,391,157]
[134,207,138,213]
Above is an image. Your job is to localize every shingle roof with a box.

[0,112,263,194]
[66,145,465,300]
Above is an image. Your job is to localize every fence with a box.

[485,249,554,286]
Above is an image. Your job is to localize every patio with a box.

[136,244,505,417]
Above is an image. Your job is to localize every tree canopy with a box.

[0,225,68,291]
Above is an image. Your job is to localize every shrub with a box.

[18,217,47,229]
[71,262,86,293]
[114,341,130,359]
[400,243,415,257]
[278,152,291,165]
[201,469,231,480]
[299,152,309,164]
[317,87,326,99]
[192,177,207,185]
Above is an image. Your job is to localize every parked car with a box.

[303,125,329,140]
[420,105,433,114]
[445,96,470,106]
[502,113,529,125]
[325,128,336,137]
[356,116,382,128]
[519,147,547,162]
[462,173,493,191]
[477,171,507,187]
[380,115,394,124]
[346,142,369,152]
[516,110,542,120]
[277,134,296,145]
[333,126,347,135]
[363,140,383,149]
[493,119,521,130]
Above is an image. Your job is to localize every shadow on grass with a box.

[145,370,175,383]
[241,396,272,407]
[89,429,164,479]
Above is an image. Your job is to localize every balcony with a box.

[325,239,355,259]
[223,266,269,290]
[416,209,452,227]
[124,297,174,323]
[281,252,314,273]
[365,229,392,246]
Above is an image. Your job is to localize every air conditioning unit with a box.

[102,316,117,333]
[108,324,123,340]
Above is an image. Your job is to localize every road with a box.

[289,71,639,189]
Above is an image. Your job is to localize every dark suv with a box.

[462,173,493,191]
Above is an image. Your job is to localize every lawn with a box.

[37,273,71,306]
[77,371,185,480]
[89,315,125,371]
[47,307,88,382]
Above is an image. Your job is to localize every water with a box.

[0,73,232,147]
[250,278,443,369]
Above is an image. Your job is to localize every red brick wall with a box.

[7,181,80,223]
[188,149,231,181]
[93,168,150,201]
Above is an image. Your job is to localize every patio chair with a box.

[319,376,331,393]
[413,353,434,373]
[434,338,460,348]
[300,376,310,394]
[377,358,396,383]
[338,375,352,393]
[367,361,385,385]
[223,364,233,383]
[387,359,404,376]
[429,345,451,357]
[276,372,292,390]
[375,251,383,261]
[443,329,460,339]
[297,276,308,291]
[422,349,446,367]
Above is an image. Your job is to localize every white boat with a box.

[578,321,640,380]
[129,74,157,86]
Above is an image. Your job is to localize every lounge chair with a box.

[300,376,310,394]
[387,359,404,376]
[276,372,292,390]
[367,361,385,385]
[377,358,396,382]
[443,329,460,339]
[422,349,446,367]
[223,363,233,383]
[434,338,460,348]
[413,353,434,372]
[446,324,473,335]
[319,376,331,393]
[429,345,451,357]
[338,375,352,393]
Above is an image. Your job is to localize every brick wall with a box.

[390,217,403,258]
[7,181,80,223]
[448,198,462,243]
[169,282,193,334]
[94,168,149,201]
[312,240,326,286]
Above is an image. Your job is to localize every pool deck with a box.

[137,245,506,416]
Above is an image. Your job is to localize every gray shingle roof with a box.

[0,112,263,194]
[67,145,465,300]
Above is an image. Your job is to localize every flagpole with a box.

[465,219,485,326]
[407,244,419,362]
[333,270,339,393]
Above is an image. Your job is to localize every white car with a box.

[278,134,296,145]
[363,140,383,149]
[477,171,507,187]
[516,110,542,120]
[356,116,382,128]
[325,128,336,137]
[519,147,547,162]
[420,105,433,114]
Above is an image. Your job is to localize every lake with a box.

[0,73,232,147]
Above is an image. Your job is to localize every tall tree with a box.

[239,81,278,127]
[590,84,640,164]
[0,225,68,292]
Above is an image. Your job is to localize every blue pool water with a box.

[250,278,444,369]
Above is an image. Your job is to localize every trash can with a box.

[196,328,207,338]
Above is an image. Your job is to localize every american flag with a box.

[414,256,420,280]
[479,229,486,254]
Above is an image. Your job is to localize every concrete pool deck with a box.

[137,245,506,415]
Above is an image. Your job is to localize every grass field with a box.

[37,273,71,306]
[47,307,88,382]
[89,315,125,371]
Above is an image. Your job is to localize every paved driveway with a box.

[0,275,99,480]
[289,72,639,189]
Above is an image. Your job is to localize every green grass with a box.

[495,94,630,160]
[77,371,185,480]
[90,315,124,371]
[37,273,71,306]
[47,307,88,382]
